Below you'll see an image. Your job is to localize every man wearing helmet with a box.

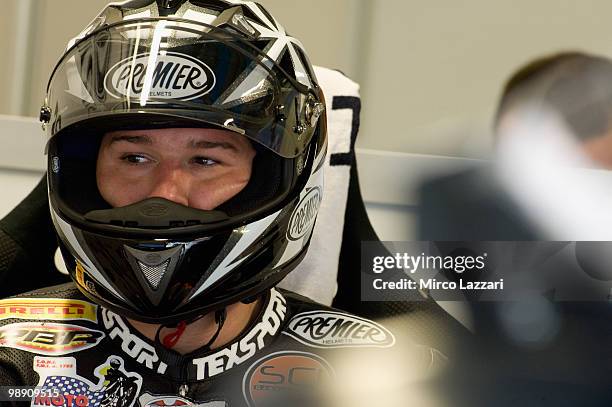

[0,1,441,405]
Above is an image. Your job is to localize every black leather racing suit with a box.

[0,283,443,406]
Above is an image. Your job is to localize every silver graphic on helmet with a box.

[41,0,327,324]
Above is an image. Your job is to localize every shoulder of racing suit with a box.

[0,283,445,406]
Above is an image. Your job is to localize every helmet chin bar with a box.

[84,197,229,228]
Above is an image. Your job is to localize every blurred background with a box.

[7,1,612,154]
[3,0,612,240]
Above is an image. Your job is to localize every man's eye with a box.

[192,156,218,167]
[121,154,149,164]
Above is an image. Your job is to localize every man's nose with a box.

[148,164,190,207]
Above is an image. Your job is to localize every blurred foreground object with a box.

[418,52,612,406]
[421,51,612,241]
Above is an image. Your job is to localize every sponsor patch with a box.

[138,392,226,407]
[75,260,99,296]
[101,308,168,375]
[32,355,142,407]
[104,52,216,101]
[284,311,395,348]
[243,351,334,407]
[287,187,322,241]
[0,298,97,322]
[0,322,104,355]
[192,288,287,380]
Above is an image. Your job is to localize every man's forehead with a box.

[105,127,240,138]
[103,127,244,150]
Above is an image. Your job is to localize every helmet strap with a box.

[155,308,227,350]
[160,320,187,349]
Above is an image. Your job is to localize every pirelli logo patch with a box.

[284,311,395,349]
[0,298,98,322]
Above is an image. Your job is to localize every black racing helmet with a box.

[41,0,327,324]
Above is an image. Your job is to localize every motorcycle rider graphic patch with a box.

[32,355,142,407]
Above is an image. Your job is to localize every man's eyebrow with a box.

[190,139,238,151]
[109,135,152,145]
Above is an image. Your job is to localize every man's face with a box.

[96,127,256,209]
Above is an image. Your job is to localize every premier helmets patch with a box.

[284,311,395,348]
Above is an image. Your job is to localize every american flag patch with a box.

[41,375,106,406]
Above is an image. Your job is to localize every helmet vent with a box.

[137,259,171,290]
[124,244,183,306]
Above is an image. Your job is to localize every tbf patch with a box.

[0,322,104,355]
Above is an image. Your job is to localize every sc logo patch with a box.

[242,351,334,407]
